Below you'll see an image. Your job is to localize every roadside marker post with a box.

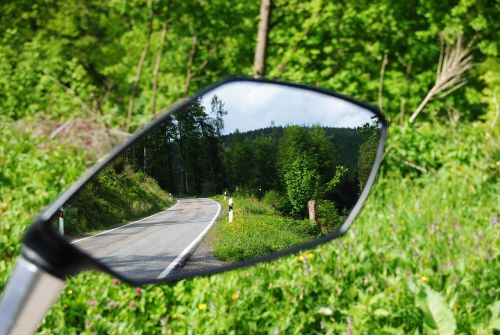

[228,197,234,223]
[59,206,64,235]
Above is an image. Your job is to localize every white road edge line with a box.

[156,198,222,279]
[72,200,180,244]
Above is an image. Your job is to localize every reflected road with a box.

[73,198,221,281]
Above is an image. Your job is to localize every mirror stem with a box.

[0,255,65,335]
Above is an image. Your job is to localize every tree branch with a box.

[150,22,168,115]
[126,8,154,131]
[183,35,198,96]
[378,53,388,112]
[43,71,92,115]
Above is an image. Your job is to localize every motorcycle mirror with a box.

[22,78,387,285]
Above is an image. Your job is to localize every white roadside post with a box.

[228,197,234,223]
[58,206,64,235]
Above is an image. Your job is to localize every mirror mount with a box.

[22,223,95,280]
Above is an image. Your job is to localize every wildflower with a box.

[297,255,304,262]
[420,275,429,283]
[129,300,136,308]
[106,301,121,309]
[112,278,119,286]
[231,291,240,302]
[306,252,314,260]
[160,318,167,326]
[88,300,97,307]
[66,289,73,295]
[135,287,142,296]
[198,303,207,311]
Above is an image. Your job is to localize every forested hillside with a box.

[1,0,498,333]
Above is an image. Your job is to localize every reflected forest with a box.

[62,95,380,240]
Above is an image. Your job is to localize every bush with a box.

[262,190,280,207]
[317,200,344,234]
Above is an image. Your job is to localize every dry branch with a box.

[409,34,474,123]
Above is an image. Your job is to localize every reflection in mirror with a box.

[52,81,382,281]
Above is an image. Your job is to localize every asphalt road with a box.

[72,198,221,281]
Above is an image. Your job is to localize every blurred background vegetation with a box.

[0,0,498,333]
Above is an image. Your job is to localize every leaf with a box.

[414,283,456,335]
[488,301,500,330]
[374,309,390,317]
[318,307,333,316]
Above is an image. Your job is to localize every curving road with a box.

[72,198,221,281]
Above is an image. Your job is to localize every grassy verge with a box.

[208,196,319,263]
[64,159,174,237]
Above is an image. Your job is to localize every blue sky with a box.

[201,81,377,135]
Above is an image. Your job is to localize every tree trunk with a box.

[150,22,168,115]
[308,200,322,233]
[127,9,154,131]
[184,36,198,96]
[253,0,272,78]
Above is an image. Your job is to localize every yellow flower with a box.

[231,291,240,302]
[306,252,314,260]
[198,303,207,311]
[420,276,429,283]
[297,255,304,262]
[66,289,73,295]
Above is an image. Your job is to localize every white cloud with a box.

[201,81,376,134]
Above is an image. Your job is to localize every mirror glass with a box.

[51,80,382,282]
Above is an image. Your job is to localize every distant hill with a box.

[221,126,365,179]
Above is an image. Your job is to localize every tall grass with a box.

[0,119,498,333]
[209,196,318,263]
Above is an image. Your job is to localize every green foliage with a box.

[0,122,86,287]
[283,156,320,218]
[323,165,348,194]
[209,196,318,263]
[64,159,174,237]
[317,200,344,234]
[358,124,380,189]
[408,280,457,335]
